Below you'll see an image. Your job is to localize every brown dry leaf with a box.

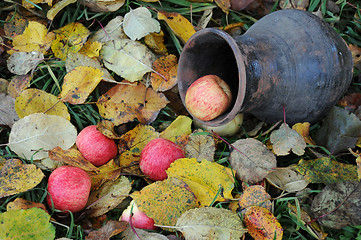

[87,176,132,218]
[9,21,55,55]
[292,122,316,145]
[78,40,102,58]
[157,11,196,43]
[244,206,283,240]
[132,177,199,230]
[15,88,70,120]
[59,66,103,104]
[82,0,125,12]
[89,16,125,43]
[117,124,159,170]
[229,138,277,184]
[279,0,309,10]
[175,207,246,239]
[48,146,99,173]
[96,120,120,139]
[151,54,178,92]
[6,198,47,212]
[122,225,168,240]
[88,159,122,190]
[338,92,361,111]
[0,93,19,127]
[288,203,328,239]
[85,220,127,240]
[184,130,215,162]
[166,158,235,207]
[22,0,52,8]
[159,115,192,143]
[47,0,77,21]
[353,151,361,180]
[270,123,306,156]
[349,44,361,69]
[97,82,169,125]
[7,74,31,98]
[144,30,168,55]
[0,159,44,198]
[4,12,28,38]
[51,22,90,60]
[238,185,271,211]
[266,168,309,192]
[215,0,231,14]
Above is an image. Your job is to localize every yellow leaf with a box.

[88,159,122,190]
[51,22,90,60]
[160,115,192,142]
[157,11,196,43]
[151,54,178,92]
[144,30,168,55]
[292,122,316,145]
[59,66,103,104]
[238,185,271,211]
[132,177,199,229]
[244,206,283,240]
[214,0,231,14]
[79,40,102,58]
[166,158,235,206]
[7,198,47,212]
[9,21,55,54]
[118,124,159,169]
[15,88,70,120]
[48,146,99,173]
[0,159,44,198]
[47,0,77,21]
[357,137,361,148]
[22,0,52,8]
[97,81,169,125]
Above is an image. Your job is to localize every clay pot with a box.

[178,9,353,126]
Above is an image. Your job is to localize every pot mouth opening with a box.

[177,28,246,127]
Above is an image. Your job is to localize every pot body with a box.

[178,9,353,126]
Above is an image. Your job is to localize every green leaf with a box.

[0,208,55,240]
[294,157,358,184]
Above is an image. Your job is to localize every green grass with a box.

[0,0,361,239]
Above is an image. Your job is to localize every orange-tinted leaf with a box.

[215,0,231,14]
[144,30,168,55]
[15,88,70,120]
[85,220,127,240]
[349,44,361,67]
[244,206,283,240]
[4,12,28,38]
[292,122,316,145]
[9,21,55,54]
[132,177,199,229]
[59,66,103,104]
[157,11,196,43]
[49,146,99,173]
[7,198,47,212]
[151,54,178,92]
[167,158,235,206]
[51,22,90,60]
[97,81,169,125]
[338,92,361,110]
[117,124,159,169]
[238,185,271,211]
[7,74,31,98]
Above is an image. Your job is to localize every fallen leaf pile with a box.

[0,1,360,240]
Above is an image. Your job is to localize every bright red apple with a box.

[47,166,91,213]
[120,200,156,230]
[76,125,118,167]
[139,138,185,181]
[185,75,232,121]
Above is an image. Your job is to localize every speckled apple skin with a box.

[139,138,185,181]
[47,166,91,213]
[185,75,232,121]
[120,201,156,230]
[76,125,118,167]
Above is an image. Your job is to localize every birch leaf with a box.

[8,113,77,160]
[7,51,43,75]
[100,39,155,82]
[123,7,161,40]
[176,207,246,240]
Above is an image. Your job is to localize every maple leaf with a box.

[270,123,306,156]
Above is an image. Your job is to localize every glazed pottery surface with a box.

[178,9,353,126]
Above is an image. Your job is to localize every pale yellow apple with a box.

[194,113,244,137]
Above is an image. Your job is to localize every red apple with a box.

[76,125,118,167]
[139,138,185,181]
[47,166,91,213]
[120,200,156,230]
[185,75,232,121]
